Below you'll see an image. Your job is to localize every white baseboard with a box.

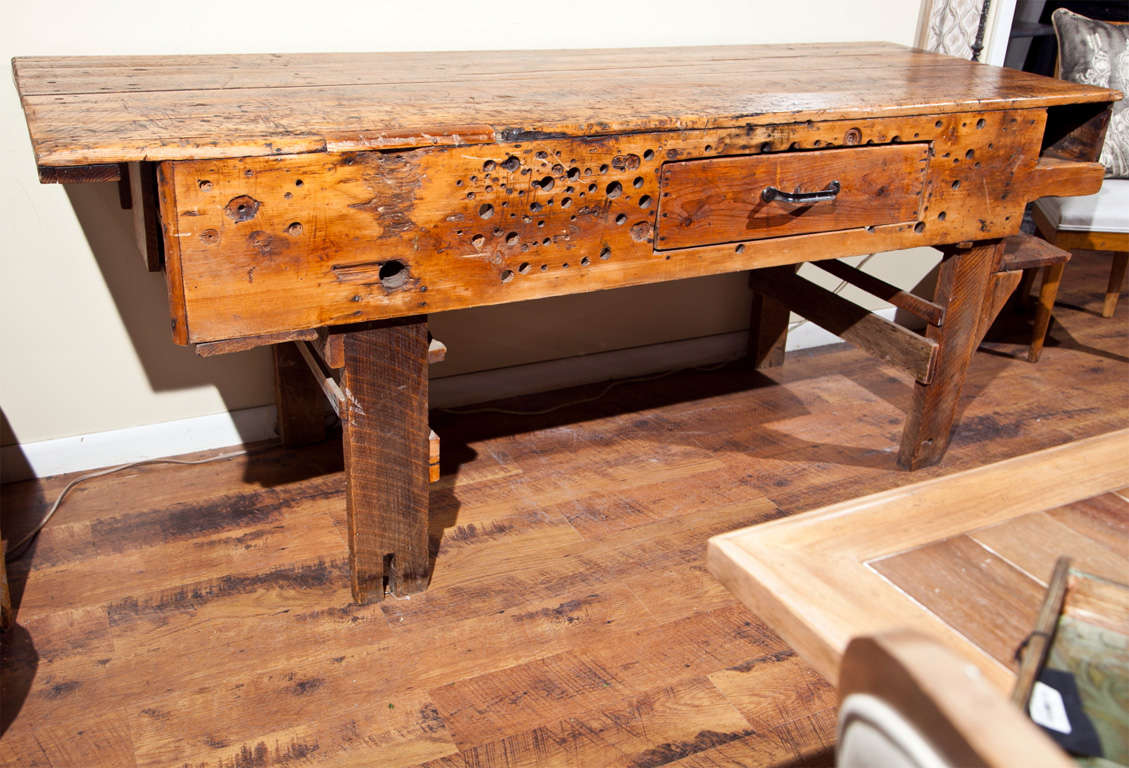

[2,314,889,482]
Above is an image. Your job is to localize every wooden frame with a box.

[707,428,1129,693]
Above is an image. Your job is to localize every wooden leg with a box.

[273,342,327,447]
[749,270,792,368]
[898,241,998,470]
[1028,262,1066,363]
[1016,267,1038,308]
[1102,252,1128,318]
[341,317,430,603]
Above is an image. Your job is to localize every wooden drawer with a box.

[656,144,929,250]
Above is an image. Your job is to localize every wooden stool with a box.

[1001,234,1073,363]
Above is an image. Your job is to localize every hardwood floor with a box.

[2,251,1126,768]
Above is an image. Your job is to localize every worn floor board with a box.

[1,251,1126,767]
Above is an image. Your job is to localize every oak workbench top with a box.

[13,42,1116,167]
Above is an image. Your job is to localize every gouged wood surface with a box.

[1,254,1125,767]
[12,43,1118,167]
[164,111,1049,342]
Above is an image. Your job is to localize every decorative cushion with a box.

[1035,179,1129,233]
[1052,8,1129,178]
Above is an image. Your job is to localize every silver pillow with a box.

[1052,8,1129,178]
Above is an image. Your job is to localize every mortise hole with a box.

[638,195,652,208]
[518,262,531,274]
[500,270,514,283]
[379,260,409,289]
[633,176,644,189]
[914,221,925,233]
[471,234,485,249]
[600,247,611,260]
[479,204,494,219]
[287,221,303,235]
[606,181,623,199]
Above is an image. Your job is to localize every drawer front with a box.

[656,144,929,250]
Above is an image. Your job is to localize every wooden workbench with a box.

[12,43,1118,603]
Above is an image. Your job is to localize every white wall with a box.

[0,0,928,476]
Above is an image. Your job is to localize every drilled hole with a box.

[615,213,627,225]
[506,232,519,246]
[965,149,975,160]
[295,179,304,187]
[561,197,572,208]
[581,256,590,266]
[951,180,961,190]
[976,118,986,129]
[914,221,925,233]
[567,167,580,180]
[638,195,652,208]
[599,164,609,174]
[537,176,555,191]
[588,183,597,193]
[606,181,623,199]
[471,234,485,249]
[287,222,303,235]
[934,120,943,128]
[600,247,611,260]
[643,149,655,161]
[633,176,644,189]
[551,164,565,177]
[518,262,531,274]
[379,260,409,289]
[197,179,212,190]
[501,156,521,171]
[455,179,463,187]
[483,160,496,172]
[479,204,495,220]
[500,270,514,283]
[938,211,947,221]
[735,244,745,253]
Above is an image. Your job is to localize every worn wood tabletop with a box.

[12,42,1117,167]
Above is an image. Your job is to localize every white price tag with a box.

[1029,680,1073,734]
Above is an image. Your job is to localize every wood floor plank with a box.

[869,535,1045,669]
[0,250,1124,767]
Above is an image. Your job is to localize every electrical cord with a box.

[4,450,248,563]
[5,256,889,559]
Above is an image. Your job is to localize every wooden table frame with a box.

[13,44,1119,603]
[707,428,1129,693]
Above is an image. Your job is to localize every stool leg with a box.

[1016,267,1038,308]
[341,317,430,603]
[273,342,327,447]
[1029,262,1066,363]
[1102,253,1128,318]
[898,241,998,470]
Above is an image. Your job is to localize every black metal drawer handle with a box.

[761,180,841,205]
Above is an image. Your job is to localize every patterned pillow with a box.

[1052,8,1129,178]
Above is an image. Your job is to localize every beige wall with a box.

[1,0,928,450]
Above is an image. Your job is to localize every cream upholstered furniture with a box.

[1033,182,1129,320]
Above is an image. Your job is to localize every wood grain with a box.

[12,43,1117,167]
[657,144,927,249]
[160,111,1048,343]
[0,254,1124,767]
[341,318,430,602]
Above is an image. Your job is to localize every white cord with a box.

[5,450,248,562]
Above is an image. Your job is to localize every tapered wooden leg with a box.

[341,316,430,603]
[1028,262,1066,363]
[273,342,327,446]
[1016,267,1038,308]
[1102,252,1128,318]
[898,241,999,470]
[749,270,792,368]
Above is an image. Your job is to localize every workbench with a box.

[12,43,1118,603]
